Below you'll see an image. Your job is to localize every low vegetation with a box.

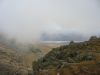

[33,36,100,75]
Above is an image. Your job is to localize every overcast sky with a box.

[0,0,100,42]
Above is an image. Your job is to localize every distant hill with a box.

[40,32,86,41]
[33,36,100,75]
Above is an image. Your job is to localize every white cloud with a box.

[0,0,100,41]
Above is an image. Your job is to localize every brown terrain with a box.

[0,44,29,75]
[0,36,100,75]
[33,36,100,75]
[0,41,60,75]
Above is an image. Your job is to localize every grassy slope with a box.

[0,44,29,75]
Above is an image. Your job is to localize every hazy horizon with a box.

[0,0,100,42]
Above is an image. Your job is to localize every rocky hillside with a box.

[0,33,51,75]
[33,36,100,75]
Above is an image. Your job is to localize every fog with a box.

[0,0,100,42]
